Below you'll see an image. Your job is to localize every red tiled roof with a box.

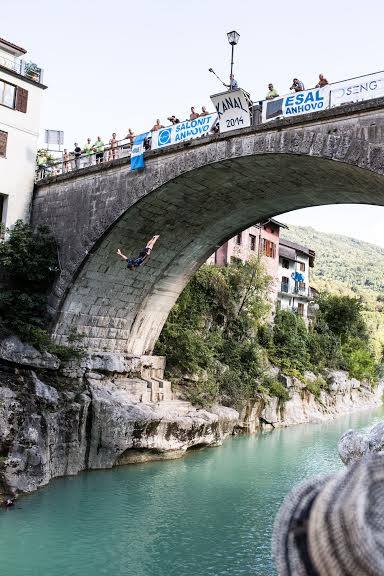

[0,37,27,55]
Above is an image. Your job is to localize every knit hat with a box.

[272,453,384,575]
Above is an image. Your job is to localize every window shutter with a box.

[15,87,28,113]
[0,131,7,157]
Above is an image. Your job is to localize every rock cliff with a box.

[0,340,238,495]
[240,370,383,433]
[0,337,382,496]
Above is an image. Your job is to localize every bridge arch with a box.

[32,100,384,354]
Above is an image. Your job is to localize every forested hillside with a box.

[281,225,384,293]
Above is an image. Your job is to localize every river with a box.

[1,406,383,576]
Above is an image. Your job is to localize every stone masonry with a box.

[32,98,384,354]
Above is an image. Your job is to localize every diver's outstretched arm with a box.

[117,248,128,261]
[146,235,160,251]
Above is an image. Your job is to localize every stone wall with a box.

[32,98,384,354]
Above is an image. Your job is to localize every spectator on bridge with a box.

[316,73,329,88]
[168,115,180,124]
[266,83,279,99]
[116,235,160,270]
[200,106,209,116]
[225,74,239,91]
[73,143,82,170]
[83,138,93,166]
[125,128,135,145]
[190,107,199,120]
[63,149,71,173]
[151,119,164,132]
[108,132,118,161]
[290,78,305,92]
[92,136,105,164]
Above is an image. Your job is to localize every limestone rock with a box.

[0,336,59,370]
[338,422,384,465]
[32,372,59,404]
[338,430,367,464]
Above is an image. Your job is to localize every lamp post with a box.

[227,30,240,89]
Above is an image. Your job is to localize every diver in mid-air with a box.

[116,235,160,270]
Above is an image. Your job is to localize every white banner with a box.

[210,89,252,133]
[262,87,329,123]
[151,114,218,150]
[329,71,384,107]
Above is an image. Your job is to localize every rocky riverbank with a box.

[0,336,382,496]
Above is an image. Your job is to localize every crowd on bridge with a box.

[35,72,329,180]
[36,105,213,179]
[265,73,329,100]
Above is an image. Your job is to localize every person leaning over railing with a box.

[290,78,305,92]
[73,142,82,169]
[266,83,279,100]
[82,138,94,166]
[108,133,118,160]
[63,149,71,173]
[92,136,105,164]
[315,73,329,88]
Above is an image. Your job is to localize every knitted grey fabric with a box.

[273,454,384,576]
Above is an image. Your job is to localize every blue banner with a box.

[151,114,218,150]
[130,133,148,171]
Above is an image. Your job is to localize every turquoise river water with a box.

[1,406,384,576]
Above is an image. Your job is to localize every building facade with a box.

[208,222,315,321]
[277,239,315,321]
[0,37,46,231]
[207,219,287,299]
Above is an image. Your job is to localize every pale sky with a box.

[2,0,384,246]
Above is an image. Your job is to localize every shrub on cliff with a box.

[0,220,59,349]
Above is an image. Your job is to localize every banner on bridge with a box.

[131,132,149,171]
[210,89,252,133]
[151,114,218,150]
[262,87,329,123]
[329,71,384,107]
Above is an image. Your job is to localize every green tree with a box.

[0,220,59,348]
[318,295,367,342]
[270,310,310,373]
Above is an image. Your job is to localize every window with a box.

[282,258,290,269]
[249,234,256,251]
[299,262,305,272]
[297,303,305,316]
[281,276,289,293]
[262,239,276,258]
[0,82,28,112]
[236,233,242,245]
[0,131,7,157]
[0,80,16,108]
[299,281,306,292]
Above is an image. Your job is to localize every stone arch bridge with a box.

[32,98,384,355]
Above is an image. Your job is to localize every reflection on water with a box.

[1,406,383,576]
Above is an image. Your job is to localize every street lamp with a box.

[227,30,240,88]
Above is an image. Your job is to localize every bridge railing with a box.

[35,138,134,180]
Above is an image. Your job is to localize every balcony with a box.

[280,281,308,296]
[293,285,307,296]
[0,54,43,84]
